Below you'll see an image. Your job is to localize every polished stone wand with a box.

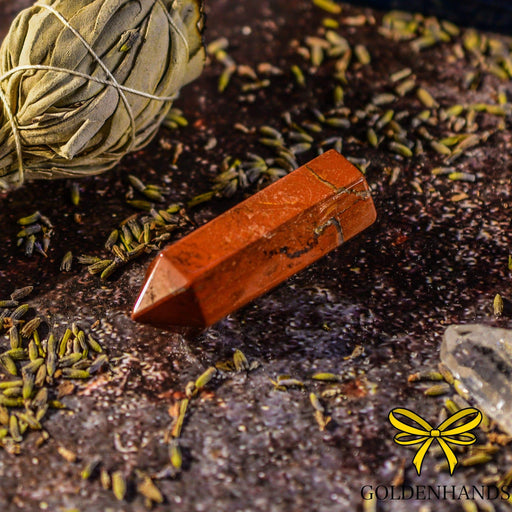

[132,149,377,329]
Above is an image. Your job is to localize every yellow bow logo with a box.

[388,407,482,475]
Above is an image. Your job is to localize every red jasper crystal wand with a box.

[132,150,377,329]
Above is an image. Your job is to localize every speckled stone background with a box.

[0,1,511,511]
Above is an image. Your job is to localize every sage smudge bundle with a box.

[0,0,205,188]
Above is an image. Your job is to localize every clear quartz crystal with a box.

[441,324,512,435]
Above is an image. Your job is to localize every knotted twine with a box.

[0,0,205,188]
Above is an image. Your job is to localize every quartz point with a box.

[441,324,512,435]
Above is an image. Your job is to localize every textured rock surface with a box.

[441,324,512,435]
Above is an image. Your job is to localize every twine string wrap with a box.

[0,0,205,188]
[0,85,24,185]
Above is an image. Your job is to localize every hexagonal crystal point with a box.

[441,324,512,435]
[132,150,376,329]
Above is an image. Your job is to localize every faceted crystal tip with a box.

[132,254,207,328]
